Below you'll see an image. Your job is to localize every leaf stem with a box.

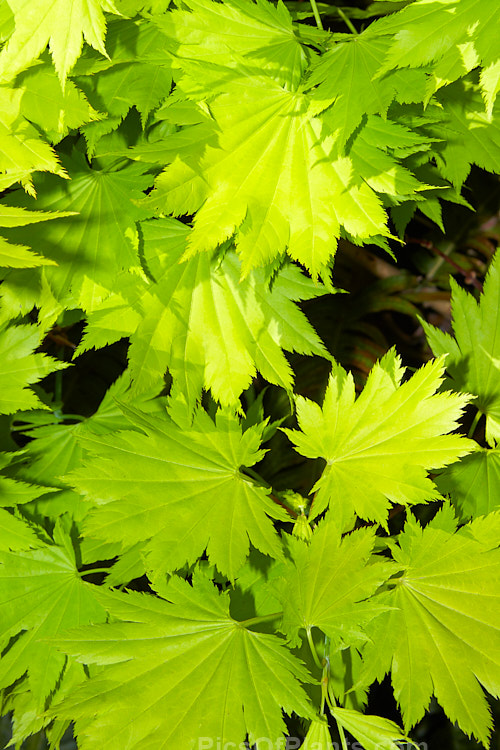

[468,409,482,439]
[327,685,349,750]
[237,611,282,628]
[309,0,324,30]
[337,7,358,35]
[306,627,323,670]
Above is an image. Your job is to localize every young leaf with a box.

[331,707,415,750]
[0,537,107,709]
[435,447,500,519]
[361,510,500,745]
[0,0,120,86]
[145,78,390,277]
[422,250,500,446]
[0,152,155,310]
[67,407,288,579]
[126,218,331,406]
[0,323,68,415]
[53,573,313,750]
[302,718,334,750]
[279,522,394,648]
[283,349,474,528]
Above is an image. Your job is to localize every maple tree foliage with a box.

[0,0,499,748]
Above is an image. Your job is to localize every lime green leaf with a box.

[430,80,500,188]
[307,35,397,147]
[0,323,68,415]
[422,251,500,445]
[0,535,107,708]
[0,87,66,192]
[52,573,313,750]
[145,79,389,277]
[302,718,334,750]
[0,152,154,311]
[124,218,330,406]
[67,407,288,579]
[279,522,394,647]
[16,63,101,143]
[0,203,75,268]
[375,0,499,110]
[436,448,500,519]
[156,0,308,91]
[331,707,414,750]
[0,0,120,86]
[0,510,41,551]
[283,350,474,528]
[361,511,500,745]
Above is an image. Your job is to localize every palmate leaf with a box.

[79,218,330,407]
[422,251,500,445]
[372,0,500,113]
[0,525,107,710]
[279,522,394,648]
[0,204,75,268]
[155,0,309,92]
[436,448,500,519]
[283,349,474,528]
[145,77,390,277]
[0,0,120,87]
[53,573,314,750]
[331,708,415,750]
[0,151,155,311]
[0,322,68,415]
[67,405,288,579]
[0,87,66,194]
[361,508,500,745]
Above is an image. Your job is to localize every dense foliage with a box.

[0,0,499,748]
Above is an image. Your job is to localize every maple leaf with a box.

[0,151,155,311]
[0,322,68,415]
[372,0,500,113]
[422,251,500,445]
[67,405,288,579]
[283,349,474,528]
[302,719,334,750]
[307,35,397,148]
[53,573,313,750]
[0,0,120,87]
[360,509,500,745]
[279,522,394,648]
[127,218,330,406]
[427,79,500,188]
[331,707,415,750]
[76,18,172,153]
[0,204,76,269]
[0,524,107,709]
[436,448,500,520]
[155,0,309,92]
[145,78,389,277]
[0,87,66,194]
[16,62,101,144]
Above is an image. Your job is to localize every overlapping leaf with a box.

[283,349,474,528]
[372,0,500,113]
[67,405,288,579]
[0,0,120,86]
[0,525,107,709]
[80,218,331,406]
[436,448,500,519]
[0,322,68,414]
[53,573,313,750]
[155,0,309,92]
[279,522,393,647]
[0,151,155,311]
[423,250,500,445]
[361,510,500,745]
[145,78,390,277]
